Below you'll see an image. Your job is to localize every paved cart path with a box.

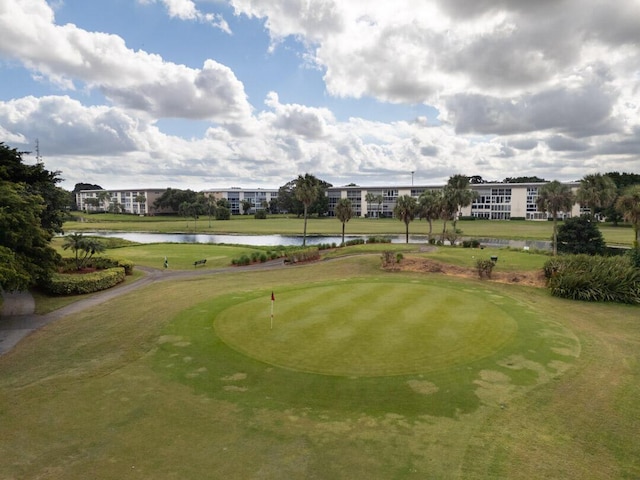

[0,260,287,356]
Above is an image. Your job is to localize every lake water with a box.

[79,232,551,250]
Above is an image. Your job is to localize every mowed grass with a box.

[1,256,639,479]
[63,214,636,246]
[215,282,520,376]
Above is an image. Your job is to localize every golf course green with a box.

[215,282,519,376]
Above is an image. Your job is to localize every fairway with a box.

[215,283,518,376]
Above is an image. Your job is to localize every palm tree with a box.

[444,174,477,229]
[439,194,457,243]
[394,195,417,243]
[295,174,319,246]
[62,233,105,270]
[96,190,111,212]
[134,194,146,214]
[536,180,576,255]
[576,174,617,219]
[616,185,640,248]
[418,189,442,242]
[334,198,354,246]
[364,192,376,218]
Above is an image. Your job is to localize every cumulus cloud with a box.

[231,0,640,140]
[0,0,251,121]
[138,0,231,32]
[1,0,638,190]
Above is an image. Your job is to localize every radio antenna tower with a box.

[35,138,43,164]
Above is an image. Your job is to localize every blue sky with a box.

[0,0,639,190]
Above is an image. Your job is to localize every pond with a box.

[77,232,551,250]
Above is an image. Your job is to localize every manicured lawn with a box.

[63,214,636,246]
[1,255,638,479]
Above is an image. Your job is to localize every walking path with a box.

[0,260,286,356]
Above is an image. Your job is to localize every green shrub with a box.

[59,256,134,275]
[476,259,495,279]
[46,267,126,295]
[259,253,268,263]
[216,207,231,220]
[627,248,640,268]
[284,247,320,264]
[556,216,606,255]
[367,236,392,244]
[345,238,365,246]
[544,255,640,304]
[254,210,267,219]
[462,239,481,248]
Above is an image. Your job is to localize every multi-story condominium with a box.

[76,188,168,215]
[326,182,582,220]
[77,182,581,220]
[202,188,279,215]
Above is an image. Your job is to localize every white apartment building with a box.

[326,182,582,220]
[76,188,168,215]
[202,188,279,215]
[77,182,581,220]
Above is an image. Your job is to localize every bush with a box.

[59,256,134,275]
[284,247,320,264]
[216,207,231,220]
[345,238,365,246]
[476,259,495,279]
[254,210,267,219]
[462,239,481,249]
[367,236,392,244]
[46,267,126,295]
[627,248,640,268]
[556,216,606,255]
[544,255,640,304]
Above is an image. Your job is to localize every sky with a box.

[1,0,639,191]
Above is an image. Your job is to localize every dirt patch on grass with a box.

[391,256,546,287]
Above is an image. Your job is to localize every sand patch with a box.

[222,372,247,381]
[407,380,439,396]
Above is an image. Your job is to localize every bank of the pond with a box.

[74,231,552,249]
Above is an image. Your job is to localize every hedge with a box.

[46,267,126,295]
[284,247,320,264]
[59,256,134,275]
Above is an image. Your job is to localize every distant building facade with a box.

[326,182,582,220]
[75,188,168,215]
[202,188,279,215]
[77,181,581,220]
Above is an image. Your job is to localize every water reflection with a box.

[79,232,550,250]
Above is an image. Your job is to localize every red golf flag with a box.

[271,291,275,301]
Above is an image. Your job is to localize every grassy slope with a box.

[1,255,638,479]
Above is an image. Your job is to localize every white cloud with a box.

[0,0,250,121]
[139,0,231,32]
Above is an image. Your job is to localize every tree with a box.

[576,174,617,218]
[335,198,354,246]
[443,174,477,229]
[556,216,606,255]
[536,180,576,255]
[418,189,442,242]
[241,199,253,215]
[365,192,383,218]
[153,188,199,213]
[616,185,640,247]
[97,190,111,212]
[0,144,64,289]
[62,233,105,270]
[295,174,320,246]
[134,194,147,214]
[394,195,417,243]
[504,176,548,183]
